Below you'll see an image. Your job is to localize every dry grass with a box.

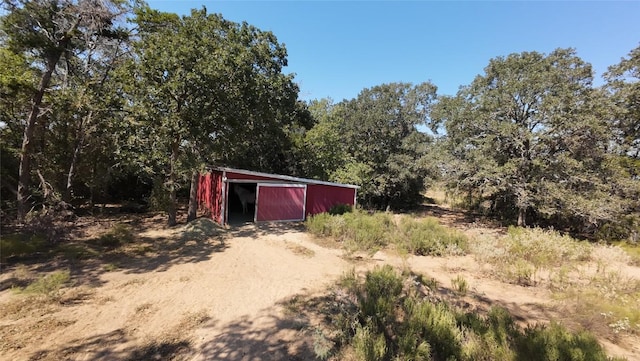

[286,243,315,257]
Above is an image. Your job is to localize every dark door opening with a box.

[227,182,257,225]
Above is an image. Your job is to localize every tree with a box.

[295,98,348,180]
[126,6,300,225]
[0,46,34,212]
[604,45,640,160]
[432,49,628,233]
[331,82,437,209]
[1,0,131,220]
[603,44,640,238]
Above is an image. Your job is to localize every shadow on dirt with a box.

[228,221,306,239]
[26,328,194,361]
[1,214,309,291]
[0,214,229,289]
[24,308,314,360]
[197,313,314,361]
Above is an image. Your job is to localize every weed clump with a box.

[21,270,70,298]
[319,265,620,361]
[96,223,135,247]
[306,210,468,256]
[329,203,353,215]
[473,227,591,285]
[0,233,48,261]
[397,216,468,256]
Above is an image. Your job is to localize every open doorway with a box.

[227,182,257,225]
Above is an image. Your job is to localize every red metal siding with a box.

[256,185,306,221]
[306,184,356,216]
[197,171,223,223]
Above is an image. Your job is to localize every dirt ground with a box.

[1,209,639,360]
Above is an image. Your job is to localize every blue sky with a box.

[146,1,640,102]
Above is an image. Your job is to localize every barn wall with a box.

[306,184,356,216]
[197,171,224,223]
[198,168,358,223]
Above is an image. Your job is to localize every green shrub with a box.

[329,203,353,215]
[516,323,611,361]
[451,275,469,296]
[325,266,619,361]
[313,328,334,360]
[398,216,469,256]
[21,270,70,297]
[358,265,403,323]
[306,212,334,238]
[0,233,48,261]
[306,211,467,256]
[341,211,394,254]
[404,297,464,359]
[353,325,387,361]
[97,223,135,248]
[473,227,592,285]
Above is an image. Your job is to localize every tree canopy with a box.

[432,48,639,235]
[1,2,638,238]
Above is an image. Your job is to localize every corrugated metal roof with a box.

[211,166,360,189]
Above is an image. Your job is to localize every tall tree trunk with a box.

[517,207,526,227]
[167,139,179,226]
[186,170,199,222]
[64,111,90,203]
[17,56,60,221]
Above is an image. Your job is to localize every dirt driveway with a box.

[1,219,353,360]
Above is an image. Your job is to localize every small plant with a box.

[451,275,469,296]
[353,325,387,361]
[103,263,119,272]
[329,203,352,215]
[0,233,48,261]
[286,243,315,257]
[21,270,70,298]
[313,328,334,360]
[97,223,135,247]
[135,302,154,313]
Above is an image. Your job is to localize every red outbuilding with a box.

[197,167,359,224]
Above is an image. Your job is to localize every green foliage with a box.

[314,82,438,210]
[397,216,469,256]
[306,211,468,256]
[306,210,393,254]
[148,178,171,212]
[313,328,334,360]
[432,48,636,235]
[473,227,592,285]
[305,212,334,238]
[0,233,47,261]
[96,223,135,248]
[328,203,352,215]
[451,275,469,296]
[517,323,611,361]
[358,265,403,324]
[604,45,640,161]
[326,266,619,361]
[353,325,387,361]
[21,270,70,297]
